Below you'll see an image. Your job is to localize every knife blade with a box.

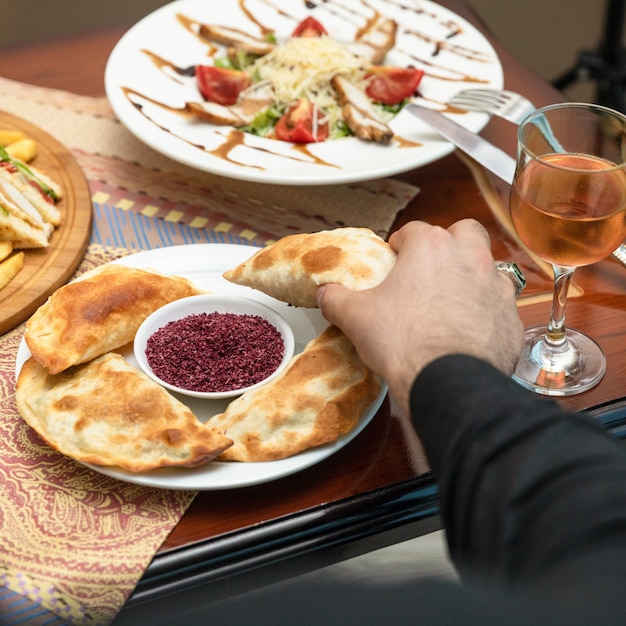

[405,103,517,184]
[406,103,626,268]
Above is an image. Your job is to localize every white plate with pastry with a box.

[104,0,503,185]
[15,243,387,490]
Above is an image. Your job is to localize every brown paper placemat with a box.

[0,77,419,243]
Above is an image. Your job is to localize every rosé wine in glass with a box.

[511,153,626,268]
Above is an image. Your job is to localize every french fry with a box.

[5,138,37,163]
[0,251,24,291]
[0,241,13,263]
[0,130,25,146]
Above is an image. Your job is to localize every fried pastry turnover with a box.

[25,264,202,374]
[210,325,382,462]
[223,227,396,308]
[16,353,233,472]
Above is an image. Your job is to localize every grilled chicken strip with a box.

[331,75,393,144]
[198,24,275,56]
[186,80,275,126]
[346,16,397,65]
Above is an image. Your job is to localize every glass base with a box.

[512,326,606,396]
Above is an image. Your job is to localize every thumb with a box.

[316,283,353,327]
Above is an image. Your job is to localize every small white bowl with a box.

[133,294,295,399]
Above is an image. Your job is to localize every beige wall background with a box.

[1,1,166,46]
[1,0,614,102]
[466,0,608,102]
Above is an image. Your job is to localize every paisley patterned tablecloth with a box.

[0,245,196,626]
[0,76,419,624]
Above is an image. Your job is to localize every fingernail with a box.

[316,285,327,307]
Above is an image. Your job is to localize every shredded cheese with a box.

[248,36,367,127]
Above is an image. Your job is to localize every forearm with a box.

[411,355,626,600]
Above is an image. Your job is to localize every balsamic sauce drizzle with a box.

[122,87,340,169]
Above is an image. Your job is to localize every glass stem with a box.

[545,265,575,348]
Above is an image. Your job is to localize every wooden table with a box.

[3,2,626,622]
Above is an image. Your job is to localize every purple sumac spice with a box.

[145,312,285,392]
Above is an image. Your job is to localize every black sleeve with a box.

[411,354,626,614]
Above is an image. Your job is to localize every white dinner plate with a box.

[15,244,387,490]
[104,0,503,185]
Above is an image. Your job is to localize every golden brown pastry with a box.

[210,325,382,462]
[15,353,233,472]
[25,264,202,374]
[223,227,396,307]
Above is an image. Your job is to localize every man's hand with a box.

[317,219,524,413]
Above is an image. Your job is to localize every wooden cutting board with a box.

[0,110,91,334]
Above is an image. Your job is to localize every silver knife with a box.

[406,103,626,267]
[406,103,517,183]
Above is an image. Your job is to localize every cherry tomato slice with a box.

[365,66,424,105]
[291,16,328,37]
[274,99,329,143]
[196,65,251,106]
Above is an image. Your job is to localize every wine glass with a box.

[510,102,626,396]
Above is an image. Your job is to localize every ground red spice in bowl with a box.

[145,311,285,393]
